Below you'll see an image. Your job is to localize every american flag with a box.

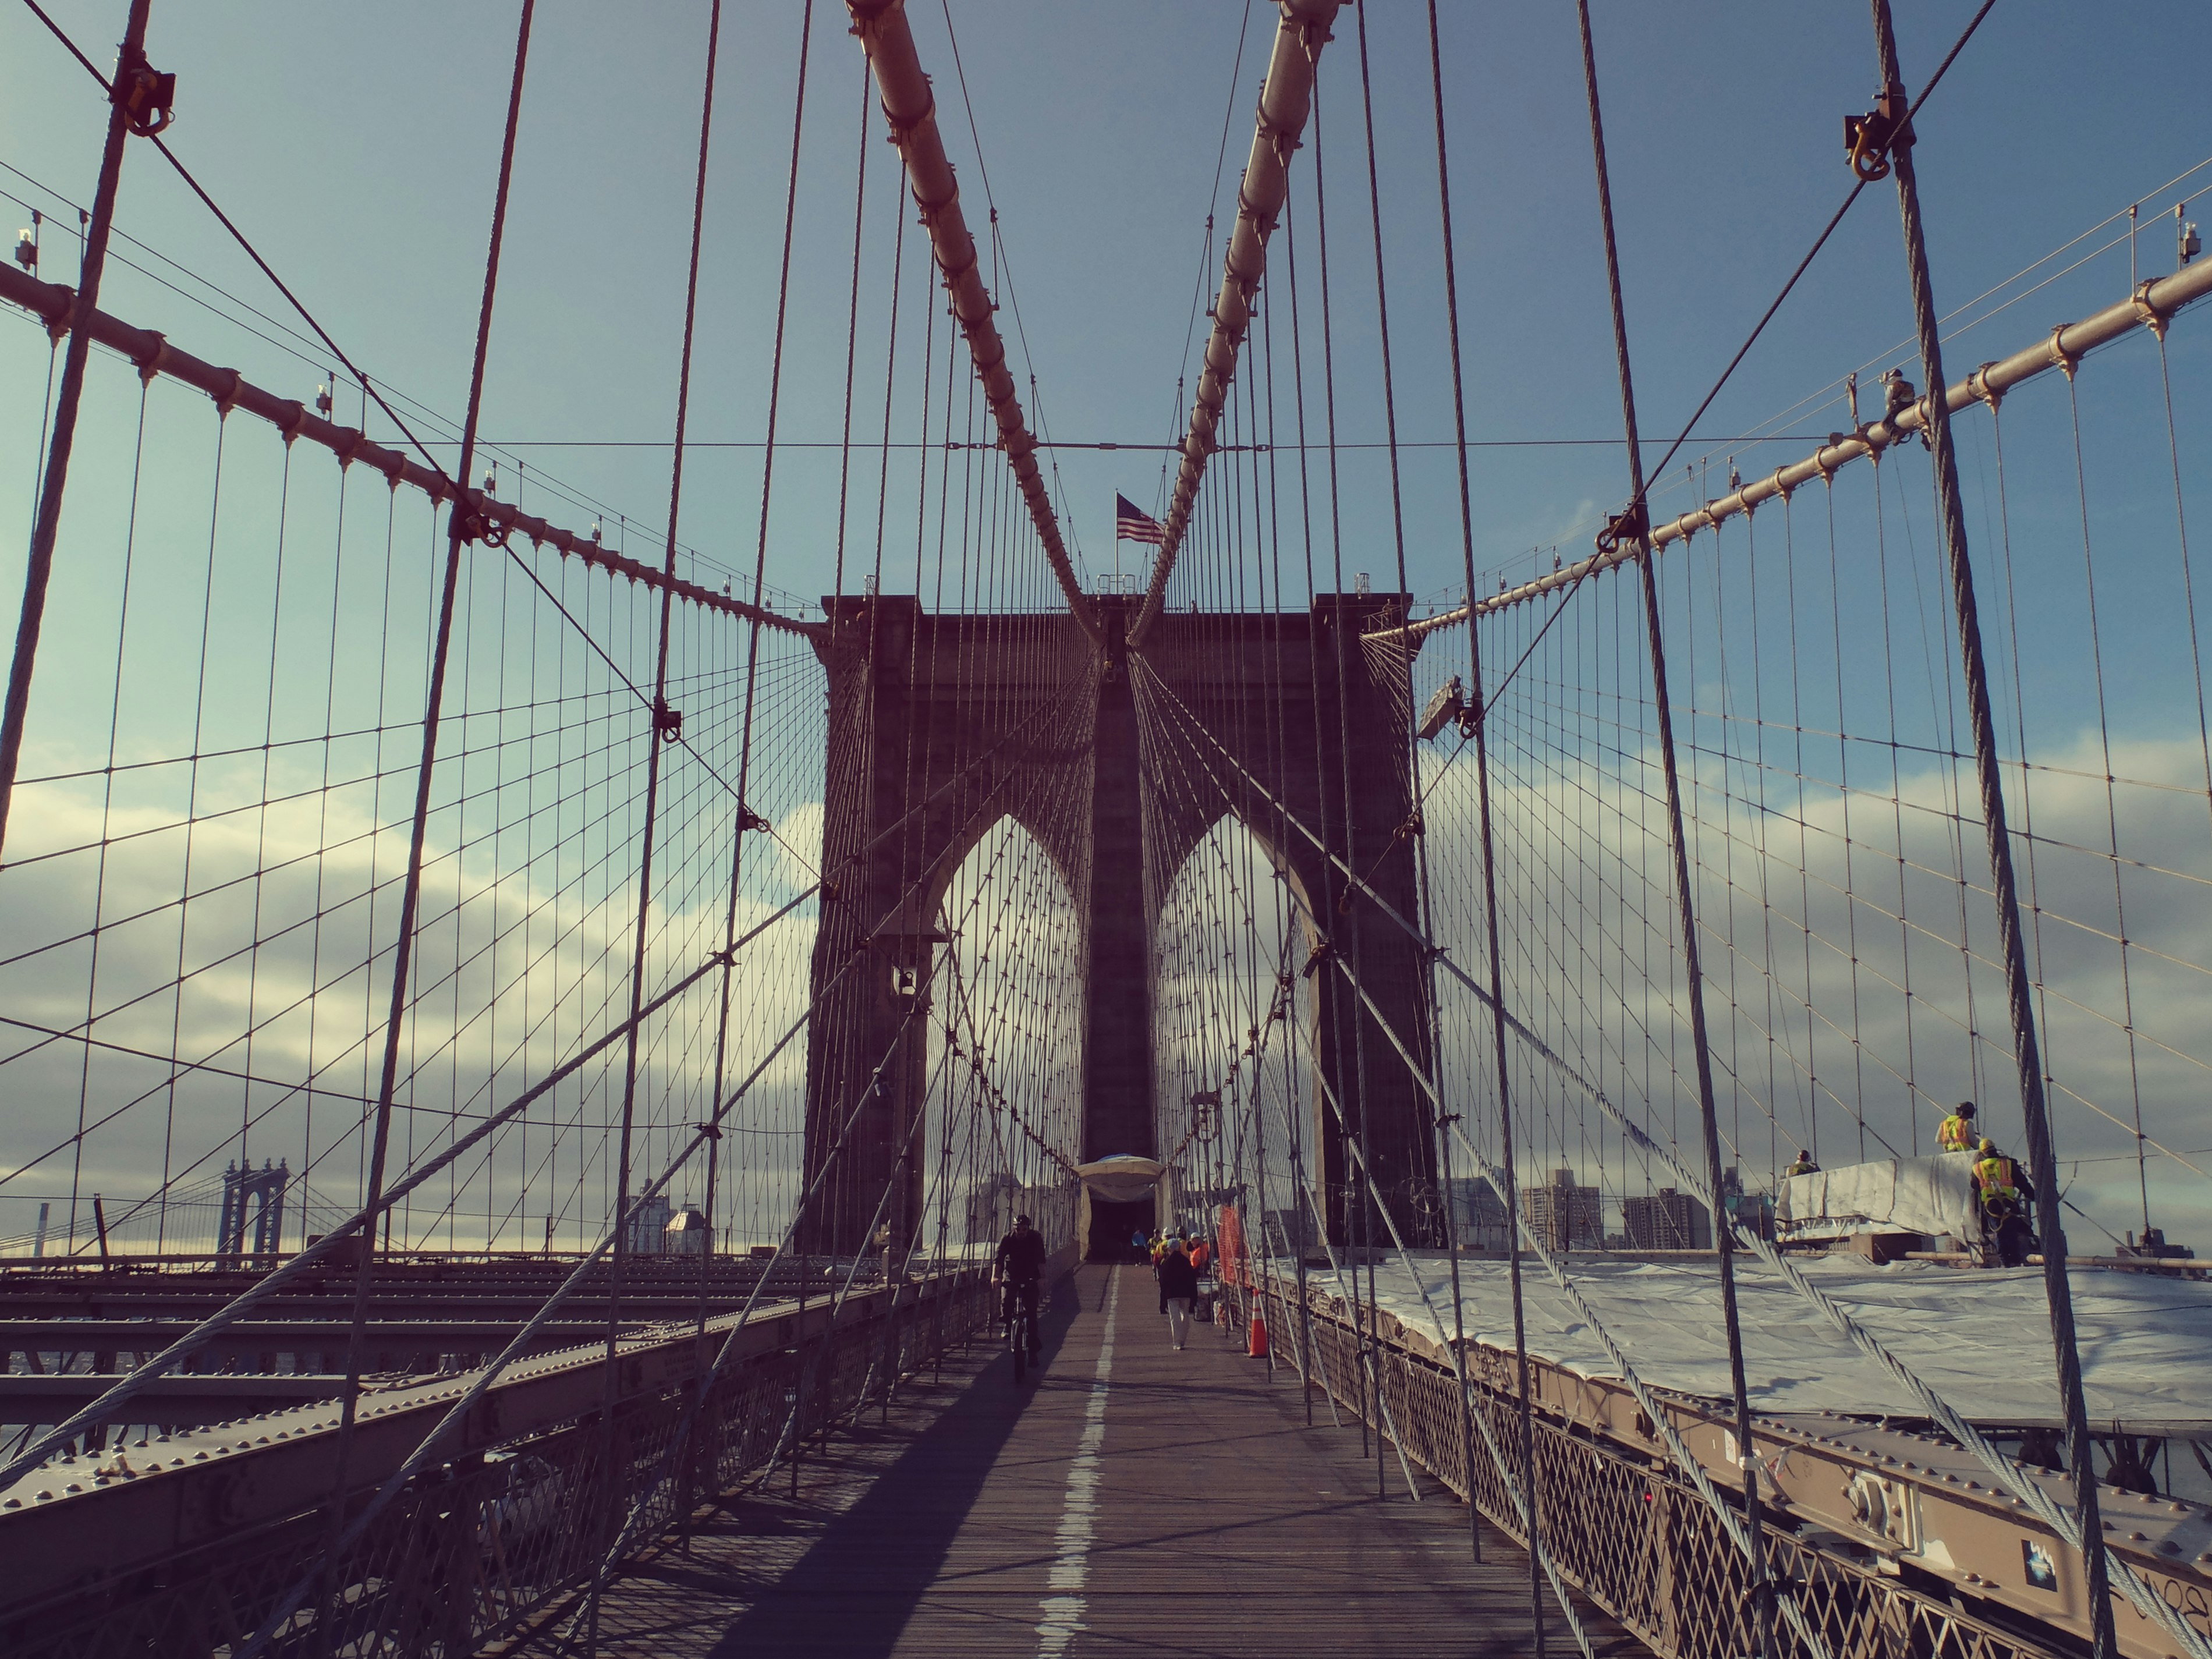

[1115,493,1165,545]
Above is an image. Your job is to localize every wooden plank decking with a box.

[511,1264,1645,1657]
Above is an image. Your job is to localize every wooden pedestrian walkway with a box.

[510,1264,1642,1657]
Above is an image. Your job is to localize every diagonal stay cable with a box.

[0,668,1091,1489]
[1369,0,2000,714]
[24,0,484,501]
[1139,650,2212,1659]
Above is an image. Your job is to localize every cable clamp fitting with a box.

[1844,85,1912,182]
[114,51,177,137]
[1594,500,1647,559]
[132,331,169,385]
[2046,322,2079,381]
[1966,362,2002,412]
[1300,938,1334,980]
[739,806,770,834]
[653,698,683,742]
[2132,279,2170,343]
[449,492,511,548]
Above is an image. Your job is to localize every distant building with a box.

[626,1193,673,1255]
[1623,1187,1711,1251]
[663,1207,712,1257]
[1721,1166,1776,1242]
[1524,1168,1602,1252]
[965,1174,1020,1245]
[2124,1228,2195,1261]
[1444,1178,1513,1251]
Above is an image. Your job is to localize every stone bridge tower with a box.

[800,593,1435,1254]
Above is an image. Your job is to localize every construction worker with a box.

[1972,1137,2035,1268]
[1937,1100,1979,1153]
[1785,1150,1820,1178]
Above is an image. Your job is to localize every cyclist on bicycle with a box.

[994,1213,1046,1362]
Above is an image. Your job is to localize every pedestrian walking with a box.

[1158,1240,1199,1349]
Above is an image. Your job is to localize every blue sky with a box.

[5,1,2207,599]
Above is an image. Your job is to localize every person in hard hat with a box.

[1157,1238,1200,1349]
[1937,1101,1979,1153]
[1785,1150,1820,1178]
[1972,1137,2035,1267]
[1189,1235,1210,1275]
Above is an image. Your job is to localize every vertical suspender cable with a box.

[1302,72,1368,1473]
[319,0,537,1638]
[1860,2,2116,1651]
[586,1,738,1646]
[1349,0,1463,1527]
[1,0,158,859]
[1571,5,1770,1653]
[1419,0,1520,1587]
[1259,273,1320,1428]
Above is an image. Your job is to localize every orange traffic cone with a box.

[1247,1309,1269,1359]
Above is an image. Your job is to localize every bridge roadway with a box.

[518,1263,1634,1658]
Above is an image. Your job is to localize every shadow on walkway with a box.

[704,1269,1089,1657]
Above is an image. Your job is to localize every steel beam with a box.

[1371,253,2212,643]
[1128,0,1344,650]
[0,1271,976,1613]
[846,0,1101,646]
[0,264,818,640]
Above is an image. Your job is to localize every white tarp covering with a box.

[1333,1253,2212,1427]
[1075,1156,1162,1204]
[1776,1152,1981,1239]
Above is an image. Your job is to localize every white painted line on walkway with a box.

[1036,1269,1118,1657]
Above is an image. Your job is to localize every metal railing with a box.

[1,1265,995,1658]
[1245,1274,2096,1659]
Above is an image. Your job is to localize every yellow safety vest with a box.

[1975,1155,2018,1202]
[1938,1115,1977,1153]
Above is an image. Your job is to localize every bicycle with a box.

[1002,1278,1041,1382]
